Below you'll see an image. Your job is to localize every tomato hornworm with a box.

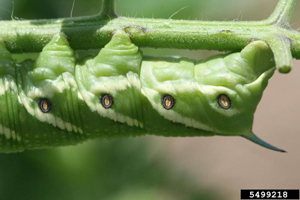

[0,31,283,153]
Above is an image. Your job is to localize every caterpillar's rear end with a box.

[139,39,283,152]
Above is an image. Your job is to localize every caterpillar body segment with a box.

[75,31,145,140]
[0,40,23,152]
[0,31,283,153]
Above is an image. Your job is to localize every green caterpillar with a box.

[0,31,283,153]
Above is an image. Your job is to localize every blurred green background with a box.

[0,1,299,200]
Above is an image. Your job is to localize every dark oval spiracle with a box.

[162,94,175,110]
[100,94,114,109]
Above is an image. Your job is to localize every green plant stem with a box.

[99,0,117,18]
[0,0,298,61]
[266,35,293,73]
[1,17,299,55]
[265,0,297,27]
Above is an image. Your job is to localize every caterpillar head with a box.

[142,41,284,152]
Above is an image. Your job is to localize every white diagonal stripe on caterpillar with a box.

[0,124,21,141]
[76,63,144,128]
[89,72,141,95]
[19,91,83,134]
[79,88,143,128]
[26,73,80,99]
[0,78,18,95]
[141,87,214,132]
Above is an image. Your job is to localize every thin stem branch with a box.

[266,35,292,73]
[99,0,117,18]
[0,0,298,71]
[266,0,297,28]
